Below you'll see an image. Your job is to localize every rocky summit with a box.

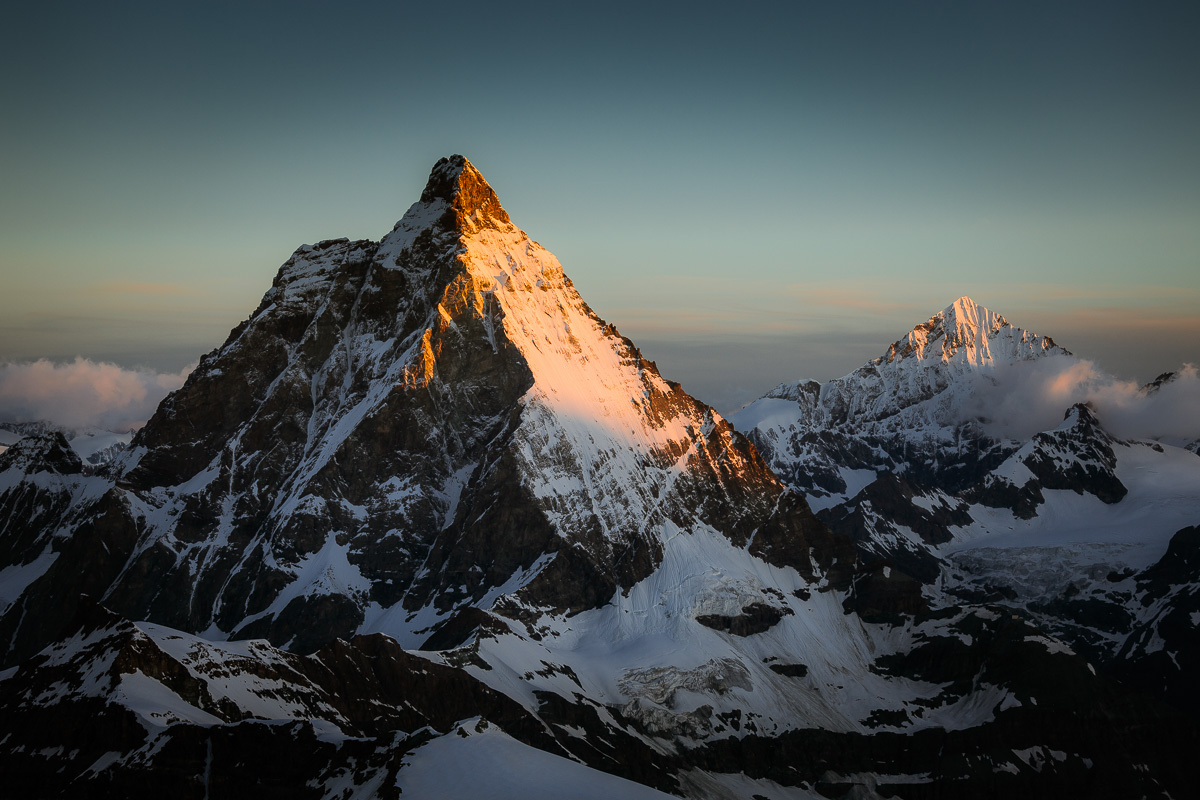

[1,158,1196,799]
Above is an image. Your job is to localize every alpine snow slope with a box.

[734,298,1200,721]
[1,160,1194,799]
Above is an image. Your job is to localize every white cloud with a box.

[0,358,193,432]
[970,356,1200,443]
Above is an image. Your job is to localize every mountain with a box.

[2,162,1195,798]
[0,155,838,662]
[733,297,1069,508]
[734,299,1200,717]
[0,421,132,465]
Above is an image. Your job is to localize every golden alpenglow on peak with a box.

[419,155,512,232]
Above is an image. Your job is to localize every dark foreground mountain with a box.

[1,160,1194,798]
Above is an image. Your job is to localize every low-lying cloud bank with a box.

[2,353,1196,449]
[971,355,1200,444]
[0,358,193,433]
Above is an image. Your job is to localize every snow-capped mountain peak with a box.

[876,296,1066,368]
[747,297,1071,438]
[734,297,1087,509]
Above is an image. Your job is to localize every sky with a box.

[2,0,1198,418]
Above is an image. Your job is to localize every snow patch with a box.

[395,722,679,800]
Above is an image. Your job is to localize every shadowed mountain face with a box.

[1,160,1195,799]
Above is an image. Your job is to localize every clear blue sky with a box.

[3,0,1198,413]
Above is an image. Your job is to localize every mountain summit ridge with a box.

[416,154,513,231]
[876,295,1068,368]
[751,296,1070,444]
[731,297,1088,511]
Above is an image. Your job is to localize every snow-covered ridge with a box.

[730,295,1198,516]
[750,296,1069,439]
[875,296,1066,368]
[0,422,132,466]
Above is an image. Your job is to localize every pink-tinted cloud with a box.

[0,358,193,432]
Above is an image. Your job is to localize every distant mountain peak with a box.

[742,296,1080,495]
[876,296,1067,367]
[1142,371,1179,393]
[0,431,81,475]
[943,295,1003,328]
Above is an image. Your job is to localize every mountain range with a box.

[0,421,132,465]
[1,156,1196,799]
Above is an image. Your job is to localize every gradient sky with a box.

[3,0,1198,414]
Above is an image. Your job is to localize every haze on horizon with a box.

[2,1,1198,418]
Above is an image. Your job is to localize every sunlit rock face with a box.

[1,159,1195,799]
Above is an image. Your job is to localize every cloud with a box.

[0,358,193,432]
[969,355,1200,443]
